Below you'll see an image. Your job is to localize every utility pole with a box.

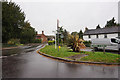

[57,19,59,52]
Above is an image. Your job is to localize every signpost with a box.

[57,19,59,52]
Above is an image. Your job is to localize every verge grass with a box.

[40,45,79,58]
[40,45,120,63]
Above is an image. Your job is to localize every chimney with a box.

[42,31,44,34]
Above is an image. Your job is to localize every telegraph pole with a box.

[57,19,59,51]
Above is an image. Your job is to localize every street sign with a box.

[60,34,64,38]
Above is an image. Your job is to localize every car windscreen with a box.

[111,38,120,44]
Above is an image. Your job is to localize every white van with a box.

[91,37,120,51]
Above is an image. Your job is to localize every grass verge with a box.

[40,45,120,64]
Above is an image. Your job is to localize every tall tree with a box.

[20,21,37,44]
[105,17,117,27]
[96,24,101,29]
[2,1,25,43]
[63,29,69,44]
[78,30,83,39]
[85,27,88,31]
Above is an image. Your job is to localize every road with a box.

[2,44,119,78]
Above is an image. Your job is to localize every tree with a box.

[71,32,78,36]
[85,27,88,31]
[68,34,86,52]
[105,17,118,27]
[63,29,69,44]
[96,24,101,29]
[2,1,37,44]
[2,1,25,43]
[20,21,37,44]
[78,30,83,39]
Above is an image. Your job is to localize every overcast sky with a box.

[11,0,119,35]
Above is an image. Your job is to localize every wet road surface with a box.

[2,44,119,78]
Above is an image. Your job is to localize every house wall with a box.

[41,35,47,43]
[83,33,118,41]
[83,35,91,41]
[107,33,118,38]
[98,34,104,38]
[36,35,47,43]
[91,35,96,39]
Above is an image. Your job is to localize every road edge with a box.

[37,45,120,66]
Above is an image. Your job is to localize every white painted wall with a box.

[83,35,96,41]
[83,35,91,41]
[107,33,118,38]
[98,34,104,39]
[91,35,96,39]
[83,33,118,41]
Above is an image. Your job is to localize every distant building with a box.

[83,26,120,41]
[36,31,47,43]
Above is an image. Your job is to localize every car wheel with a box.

[94,47,98,51]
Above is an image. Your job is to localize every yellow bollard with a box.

[59,46,61,49]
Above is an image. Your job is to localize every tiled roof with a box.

[36,34,47,37]
[84,26,120,35]
[36,34,42,36]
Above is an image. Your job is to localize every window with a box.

[88,35,91,38]
[104,34,107,38]
[96,35,99,38]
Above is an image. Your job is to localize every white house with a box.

[83,26,120,41]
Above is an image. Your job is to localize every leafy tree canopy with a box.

[2,1,37,44]
[105,17,120,27]
[71,32,78,36]
[20,21,37,44]
[78,30,83,39]
[85,27,88,31]
[2,1,25,43]
[96,24,101,29]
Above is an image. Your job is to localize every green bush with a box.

[83,41,91,47]
[34,39,42,43]
[7,39,20,45]
[48,40,55,45]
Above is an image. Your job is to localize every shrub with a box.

[67,34,86,52]
[7,39,20,45]
[34,39,42,43]
[83,41,91,47]
[48,40,55,45]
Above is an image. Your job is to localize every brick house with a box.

[36,31,48,43]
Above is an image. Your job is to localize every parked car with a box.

[91,37,120,51]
